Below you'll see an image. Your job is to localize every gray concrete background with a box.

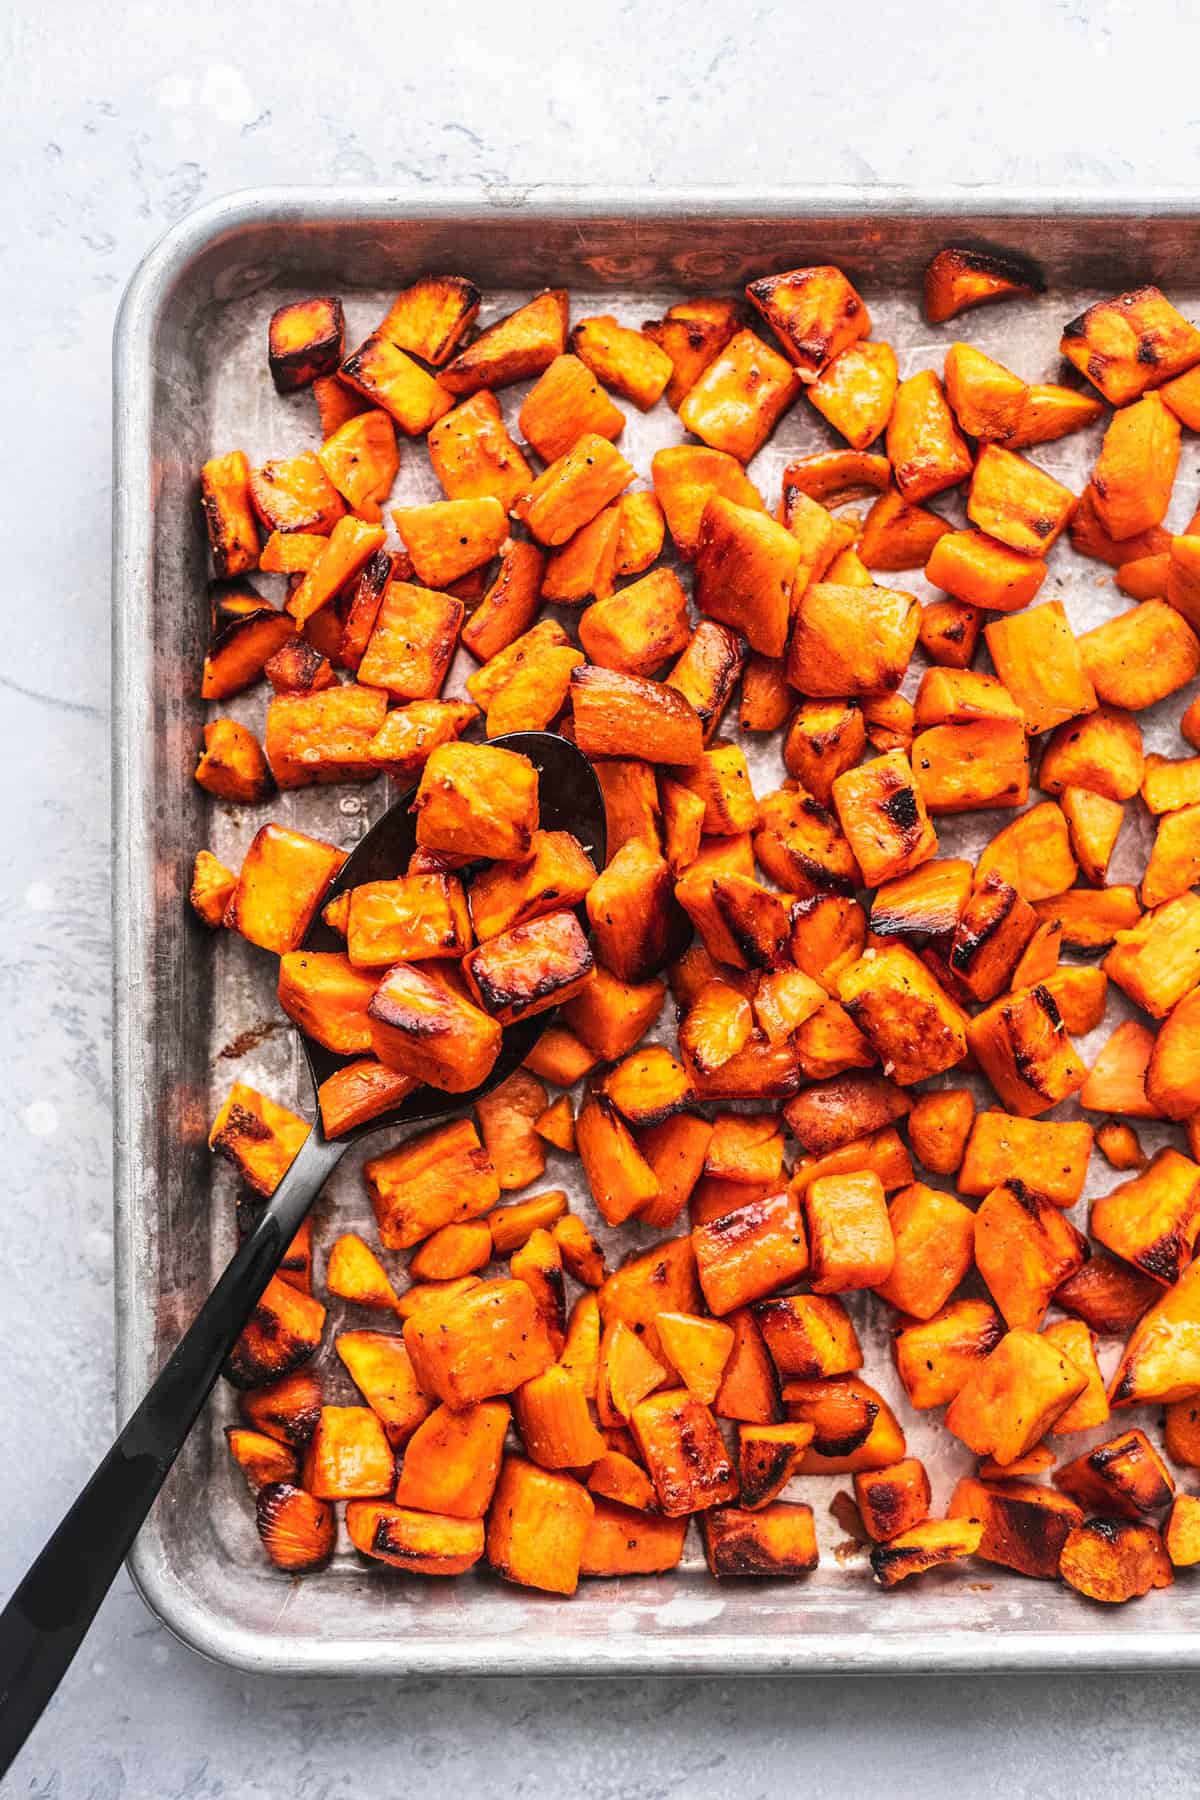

[3,0,1199,1792]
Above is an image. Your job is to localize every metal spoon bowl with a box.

[0,730,605,1774]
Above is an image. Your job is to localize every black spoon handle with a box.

[0,1126,347,1780]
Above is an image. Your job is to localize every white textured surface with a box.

[4,0,1200,1792]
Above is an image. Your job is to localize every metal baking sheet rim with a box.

[113,183,1200,1676]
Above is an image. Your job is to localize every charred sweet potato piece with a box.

[463,909,594,1026]
[1091,1148,1200,1287]
[226,1274,326,1390]
[703,1501,820,1578]
[925,246,1040,323]
[642,297,742,408]
[226,1426,298,1494]
[1110,1257,1200,1408]
[1060,285,1200,405]
[831,750,937,887]
[806,338,898,449]
[874,1183,974,1320]
[886,370,973,502]
[200,451,261,578]
[837,945,967,1086]
[673,746,759,841]
[367,961,502,1092]
[855,1457,932,1544]
[974,1182,1088,1331]
[346,1501,484,1576]
[1034,886,1142,951]
[677,846,760,965]
[734,1422,813,1510]
[263,635,336,694]
[752,1293,862,1385]
[630,1387,738,1517]
[868,859,971,950]
[1091,392,1180,543]
[1078,604,1199,721]
[570,314,672,410]
[570,664,704,765]
[948,1476,1081,1581]
[238,1368,323,1450]
[1104,891,1200,1018]
[919,597,982,669]
[340,332,454,433]
[692,496,800,659]
[435,287,565,393]
[365,1117,499,1251]
[596,1046,693,1132]
[286,517,387,628]
[209,1082,308,1200]
[787,581,920,698]
[201,583,294,699]
[1055,1428,1174,1521]
[255,1482,335,1572]
[967,983,1085,1118]
[788,894,867,995]
[786,1374,904,1474]
[945,1328,1087,1466]
[377,273,480,366]
[692,1190,808,1317]
[958,1112,1092,1209]
[678,328,801,460]
[783,1072,910,1159]
[746,264,869,378]
[467,831,596,946]
[651,444,764,561]
[1059,1517,1174,1604]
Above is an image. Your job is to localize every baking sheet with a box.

[113,190,1200,1672]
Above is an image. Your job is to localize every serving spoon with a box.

[0,728,606,1777]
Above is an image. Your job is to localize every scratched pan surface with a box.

[113,189,1200,1673]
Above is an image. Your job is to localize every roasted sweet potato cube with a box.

[586,1445,656,1512]
[561,964,665,1063]
[575,1093,660,1227]
[651,1313,733,1408]
[906,1088,975,1178]
[312,372,366,436]
[855,1457,932,1544]
[746,264,869,379]
[365,1117,499,1251]
[756,789,862,900]
[404,1278,557,1411]
[786,1374,904,1474]
[830,750,937,887]
[274,950,376,1055]
[868,859,970,950]
[1091,391,1180,543]
[346,875,471,969]
[676,980,753,1078]
[208,1082,308,1199]
[263,634,335,694]
[302,1405,394,1500]
[413,742,538,861]
[472,1069,548,1192]
[509,1227,567,1354]
[925,526,1046,613]
[225,823,344,953]
[190,848,236,929]
[540,505,621,606]
[577,1499,687,1577]
[579,566,691,677]
[1081,600,1200,718]
[974,802,1076,903]
[200,451,260,577]
[803,1171,894,1295]
[945,872,1037,1002]
[1096,1121,1148,1174]
[458,548,544,667]
[264,685,388,789]
[703,1501,820,1577]
[592,757,661,856]
[571,664,704,765]
[354,578,464,702]
[944,1329,1087,1465]
[869,1517,984,1587]
[597,1046,693,1131]
[942,341,1030,440]
[255,1482,335,1572]
[732,1422,812,1510]
[468,830,596,945]
[886,371,973,502]
[948,1475,1081,1580]
[753,1293,861,1383]
[1060,285,1200,405]
[787,578,920,699]
[345,1500,484,1575]
[1109,1257,1200,1408]
[692,1032,802,1102]
[967,983,1085,1118]
[892,1299,1004,1410]
[1059,786,1125,887]
[238,1368,323,1449]
[692,495,800,660]
[464,910,594,1026]
[439,289,567,396]
[422,396,532,516]
[678,328,800,461]
[286,516,387,627]
[1104,892,1200,1018]
[858,487,950,573]
[201,583,294,699]
[780,701,863,807]
[486,1191,569,1258]
[651,444,765,560]
[671,746,758,842]
[597,1237,699,1375]
[1166,1494,1200,1568]
[410,1220,493,1282]
[269,295,345,394]
[925,246,1040,323]
[391,496,507,589]
[378,273,480,366]
[316,409,399,523]
[333,1330,431,1448]
[974,1182,1088,1332]
[1080,1018,1159,1120]
[1090,1148,1200,1287]
[1147,986,1200,1119]
[634,1112,713,1230]
[226,1274,326,1390]
[630,1388,738,1517]
[1034,886,1142,951]
[517,352,625,463]
[958,1112,1092,1208]
[967,444,1075,556]
[783,1073,909,1164]
[515,433,634,546]
[1059,1516,1173,1603]
[193,717,271,805]
[366,962,501,1092]
[873,1182,974,1319]
[691,1190,807,1317]
[485,1455,593,1595]
[568,313,672,409]
[806,338,898,449]
[340,332,454,434]
[226,1426,298,1494]
[597,1318,666,1425]
[984,601,1095,736]
[642,297,742,408]
[836,945,967,1086]
[483,644,583,737]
